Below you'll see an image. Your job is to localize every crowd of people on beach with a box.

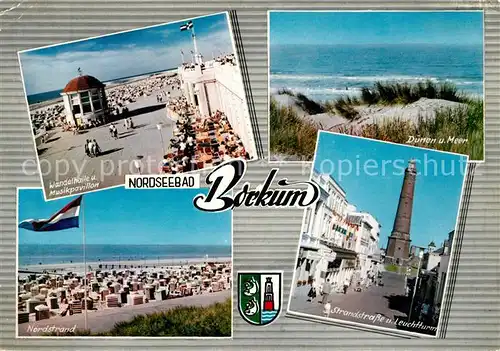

[214,53,237,66]
[107,74,180,116]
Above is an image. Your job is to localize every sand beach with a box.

[17,257,232,335]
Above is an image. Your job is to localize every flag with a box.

[180,21,193,31]
[19,195,82,231]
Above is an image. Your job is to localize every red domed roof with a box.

[62,75,105,93]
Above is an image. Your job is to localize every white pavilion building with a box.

[60,75,107,128]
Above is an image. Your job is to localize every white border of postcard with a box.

[15,186,234,339]
[267,10,485,163]
[286,131,469,339]
[18,11,260,202]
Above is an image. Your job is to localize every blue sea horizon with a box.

[18,244,232,266]
[26,67,177,105]
[270,43,483,102]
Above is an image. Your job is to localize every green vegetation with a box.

[271,80,484,160]
[360,81,466,106]
[360,99,483,159]
[43,298,232,337]
[385,264,401,273]
[294,93,325,115]
[269,97,318,160]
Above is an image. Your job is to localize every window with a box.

[70,94,81,115]
[81,91,92,113]
[92,90,102,111]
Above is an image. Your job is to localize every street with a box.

[19,290,230,336]
[37,87,182,198]
[289,271,409,330]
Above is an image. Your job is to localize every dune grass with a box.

[270,97,318,160]
[43,298,232,337]
[330,80,469,119]
[360,99,483,159]
[271,81,483,160]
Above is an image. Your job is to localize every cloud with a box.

[20,28,234,95]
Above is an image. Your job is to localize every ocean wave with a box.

[271,73,444,82]
[270,86,362,97]
[271,73,481,86]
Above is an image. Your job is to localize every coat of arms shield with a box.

[237,271,282,326]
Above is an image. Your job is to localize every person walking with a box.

[87,139,95,157]
[343,276,350,294]
[306,279,317,302]
[84,139,90,157]
[321,279,332,304]
[93,139,102,156]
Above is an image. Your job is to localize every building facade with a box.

[295,172,359,290]
[346,212,381,283]
[178,60,257,159]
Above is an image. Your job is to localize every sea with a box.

[18,244,231,266]
[270,44,483,102]
[26,68,176,105]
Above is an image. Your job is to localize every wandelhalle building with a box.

[294,171,381,290]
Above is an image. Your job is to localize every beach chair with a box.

[69,300,82,315]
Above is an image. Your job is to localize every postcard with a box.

[16,187,232,337]
[287,131,468,338]
[269,11,484,162]
[18,12,259,201]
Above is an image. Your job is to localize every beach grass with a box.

[43,298,232,337]
[330,81,468,119]
[269,97,318,159]
[360,99,483,159]
[271,80,483,160]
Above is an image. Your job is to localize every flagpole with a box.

[82,196,88,330]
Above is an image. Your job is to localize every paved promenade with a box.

[38,87,182,198]
[289,271,408,329]
[19,290,230,336]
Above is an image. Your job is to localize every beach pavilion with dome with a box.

[60,74,108,128]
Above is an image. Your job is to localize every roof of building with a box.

[62,75,105,93]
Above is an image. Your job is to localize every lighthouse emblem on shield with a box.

[238,271,282,326]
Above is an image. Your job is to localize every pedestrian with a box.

[420,300,430,322]
[93,139,102,156]
[87,139,95,157]
[321,279,332,304]
[343,276,350,294]
[84,139,90,157]
[306,279,317,302]
[128,118,134,129]
[323,302,331,318]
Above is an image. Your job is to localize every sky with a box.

[19,12,234,95]
[270,11,484,46]
[18,187,231,246]
[313,132,468,249]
